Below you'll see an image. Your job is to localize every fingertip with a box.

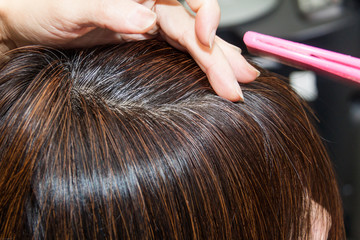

[243,61,261,82]
[194,4,220,47]
[213,37,260,84]
[209,30,216,49]
[225,48,260,82]
[127,6,157,33]
[207,68,244,102]
[236,85,245,102]
[95,1,157,34]
[214,85,244,102]
[230,82,244,102]
[225,54,259,84]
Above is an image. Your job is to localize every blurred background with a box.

[183,0,360,238]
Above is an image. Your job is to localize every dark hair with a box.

[0,40,344,239]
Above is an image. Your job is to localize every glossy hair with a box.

[0,40,344,239]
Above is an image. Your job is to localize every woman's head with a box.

[0,40,344,239]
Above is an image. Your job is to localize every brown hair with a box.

[0,40,344,239]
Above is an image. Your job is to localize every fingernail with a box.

[236,46,242,54]
[235,82,244,102]
[230,45,242,53]
[209,30,216,49]
[254,68,261,78]
[246,61,261,78]
[147,24,159,35]
[130,8,157,31]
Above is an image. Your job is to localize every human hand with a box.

[154,0,259,101]
[0,0,259,101]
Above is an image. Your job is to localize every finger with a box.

[87,0,157,34]
[158,29,187,52]
[155,0,243,101]
[197,43,245,102]
[184,0,220,48]
[215,37,260,83]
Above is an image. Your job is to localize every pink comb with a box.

[243,31,360,84]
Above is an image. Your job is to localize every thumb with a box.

[88,0,157,34]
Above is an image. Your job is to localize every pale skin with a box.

[0,0,259,101]
[309,199,331,240]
